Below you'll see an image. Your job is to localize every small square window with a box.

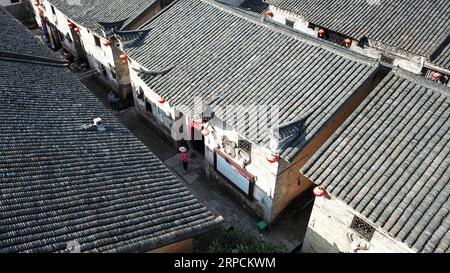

[286,19,295,28]
[350,216,375,241]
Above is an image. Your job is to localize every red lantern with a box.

[34,1,40,7]
[266,154,279,163]
[103,40,112,47]
[201,129,210,136]
[119,54,128,63]
[195,118,204,125]
[73,27,80,34]
[318,29,326,38]
[158,98,166,104]
[343,38,352,48]
[68,22,74,28]
[313,186,326,197]
[265,11,274,17]
[432,72,442,79]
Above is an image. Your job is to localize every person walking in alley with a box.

[107,91,117,111]
[179,146,189,174]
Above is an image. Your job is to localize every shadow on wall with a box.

[301,227,341,253]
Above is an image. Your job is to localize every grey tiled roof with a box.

[0,7,219,253]
[264,0,450,58]
[430,40,450,71]
[302,68,450,253]
[48,0,158,34]
[240,0,269,15]
[125,0,379,161]
[0,8,56,59]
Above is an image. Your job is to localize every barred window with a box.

[423,68,449,85]
[327,32,346,45]
[350,216,375,241]
[380,55,394,65]
[286,19,295,28]
[238,139,252,154]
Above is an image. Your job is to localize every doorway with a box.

[190,122,205,155]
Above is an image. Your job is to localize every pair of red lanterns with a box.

[67,22,80,35]
[318,29,352,48]
[68,21,112,47]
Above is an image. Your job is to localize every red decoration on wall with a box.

[68,22,74,28]
[266,154,279,163]
[318,29,326,38]
[73,27,80,34]
[119,54,128,63]
[201,129,210,136]
[195,118,205,125]
[158,98,166,104]
[103,40,112,47]
[343,38,352,48]
[313,186,326,197]
[432,72,442,79]
[265,11,274,17]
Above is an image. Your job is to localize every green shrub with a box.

[207,229,287,253]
